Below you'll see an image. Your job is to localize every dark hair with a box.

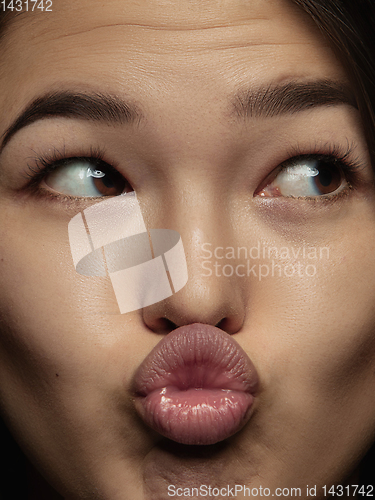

[0,0,374,494]
[291,0,375,167]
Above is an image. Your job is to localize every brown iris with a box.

[91,166,129,196]
[312,160,343,195]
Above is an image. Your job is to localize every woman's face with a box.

[0,0,374,498]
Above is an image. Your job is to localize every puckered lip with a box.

[132,323,259,445]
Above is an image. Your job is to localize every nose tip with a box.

[142,272,245,335]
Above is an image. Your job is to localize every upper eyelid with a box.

[25,146,111,176]
[281,143,369,180]
[283,152,360,172]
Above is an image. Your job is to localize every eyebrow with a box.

[233,80,357,119]
[0,80,357,153]
[0,91,143,152]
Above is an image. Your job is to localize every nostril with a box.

[149,317,240,336]
[145,317,178,335]
[215,317,243,335]
[215,318,227,330]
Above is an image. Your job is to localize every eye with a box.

[41,158,131,197]
[254,155,347,198]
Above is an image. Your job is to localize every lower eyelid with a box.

[282,182,353,203]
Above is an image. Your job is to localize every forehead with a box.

[5,0,322,32]
[0,0,347,118]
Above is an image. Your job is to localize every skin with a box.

[0,0,374,498]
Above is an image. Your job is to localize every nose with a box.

[142,192,246,336]
[142,274,246,335]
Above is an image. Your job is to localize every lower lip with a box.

[137,386,254,445]
[133,324,258,445]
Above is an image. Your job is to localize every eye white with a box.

[44,162,107,197]
[269,159,343,197]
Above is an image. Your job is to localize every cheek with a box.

[241,196,375,385]
[0,203,127,397]
[245,256,375,408]
[0,205,146,470]
[0,200,119,318]
[233,238,375,484]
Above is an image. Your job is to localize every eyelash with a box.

[25,145,115,199]
[23,141,364,202]
[270,142,365,200]
[286,142,363,179]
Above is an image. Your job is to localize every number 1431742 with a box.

[1,0,52,11]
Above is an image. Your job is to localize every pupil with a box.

[317,167,333,187]
[101,174,114,188]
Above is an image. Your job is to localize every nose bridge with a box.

[151,173,234,275]
[142,181,247,333]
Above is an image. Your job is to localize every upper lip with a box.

[133,323,259,397]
